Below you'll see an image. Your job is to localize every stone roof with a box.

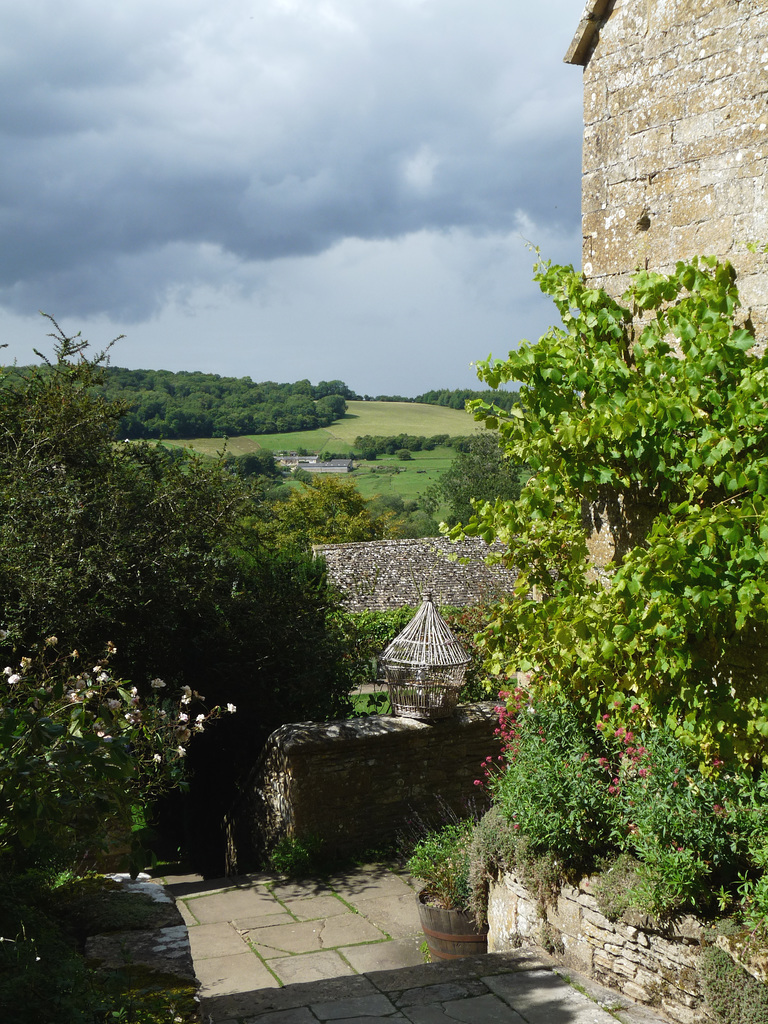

[564,0,612,65]
[313,536,517,612]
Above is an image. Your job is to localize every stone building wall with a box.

[567,0,768,340]
[314,536,517,612]
[489,871,709,1024]
[225,703,497,873]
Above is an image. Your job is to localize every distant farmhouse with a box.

[567,0,768,339]
[315,537,518,612]
[276,453,352,474]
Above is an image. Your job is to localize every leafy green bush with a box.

[268,834,328,876]
[468,805,560,927]
[0,870,199,1024]
[407,819,475,912]
[0,324,357,873]
[613,726,746,916]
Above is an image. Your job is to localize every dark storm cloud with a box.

[0,0,582,321]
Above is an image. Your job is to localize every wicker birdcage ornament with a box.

[379,594,471,721]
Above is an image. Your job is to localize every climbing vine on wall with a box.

[457,255,768,765]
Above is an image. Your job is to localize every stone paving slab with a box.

[242,1010,318,1024]
[341,937,424,975]
[309,993,397,1019]
[281,895,351,920]
[393,979,493,1007]
[267,950,358,986]
[233,910,296,930]
[185,887,276,924]
[366,951,549,993]
[188,921,252,959]
[349,892,422,940]
[327,869,418,905]
[269,879,340,901]
[193,949,279,996]
[486,970,620,1023]
[242,915,386,957]
[212,973,382,1020]
[404,993,526,1024]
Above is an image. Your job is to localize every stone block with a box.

[560,932,593,974]
[659,998,704,1024]
[547,893,583,942]
[622,979,653,1003]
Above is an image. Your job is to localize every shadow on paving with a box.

[202,950,632,1024]
[166,862,410,900]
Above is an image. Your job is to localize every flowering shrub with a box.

[0,635,231,872]
[488,696,621,873]
[486,693,762,918]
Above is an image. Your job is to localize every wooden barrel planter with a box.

[417,890,488,960]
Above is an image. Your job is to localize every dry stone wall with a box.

[568,0,768,341]
[314,536,517,612]
[489,871,709,1024]
[226,703,497,872]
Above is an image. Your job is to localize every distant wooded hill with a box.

[100,368,356,439]
[381,388,520,411]
[95,368,518,440]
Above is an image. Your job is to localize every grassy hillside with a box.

[323,401,479,443]
[165,401,480,458]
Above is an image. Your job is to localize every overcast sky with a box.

[0,0,584,395]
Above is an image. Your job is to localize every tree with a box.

[459,256,768,766]
[424,430,524,526]
[316,394,347,421]
[252,475,398,550]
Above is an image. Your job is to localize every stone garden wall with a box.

[567,0,768,343]
[225,703,497,873]
[314,537,517,612]
[488,871,708,1024]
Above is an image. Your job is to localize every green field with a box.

[322,401,479,443]
[350,447,454,501]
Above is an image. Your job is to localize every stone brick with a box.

[547,892,583,940]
